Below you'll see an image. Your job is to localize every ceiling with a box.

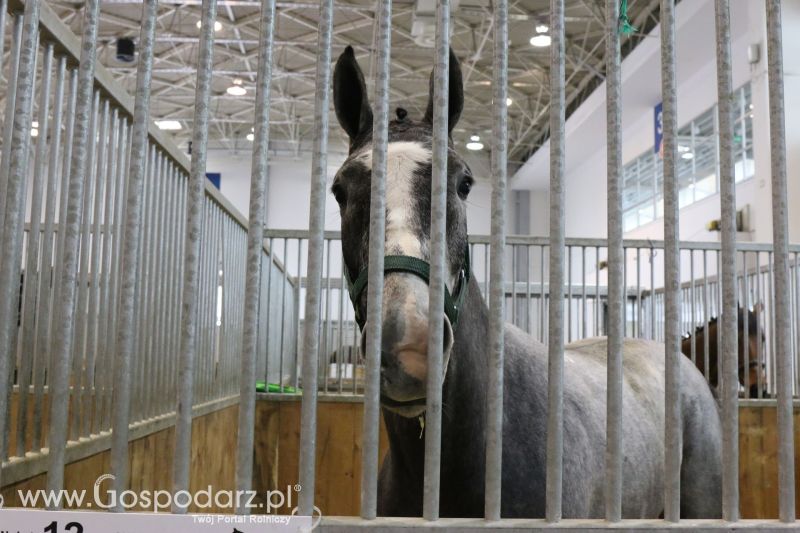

[46,0,663,164]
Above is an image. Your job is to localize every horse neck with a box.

[382,277,490,475]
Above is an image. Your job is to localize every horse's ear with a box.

[333,46,373,142]
[424,48,463,135]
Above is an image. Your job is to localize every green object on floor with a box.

[256,380,299,394]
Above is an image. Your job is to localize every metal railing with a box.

[262,230,800,400]
[0,0,293,487]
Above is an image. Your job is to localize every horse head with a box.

[331,46,472,418]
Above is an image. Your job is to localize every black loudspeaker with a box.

[116,38,135,63]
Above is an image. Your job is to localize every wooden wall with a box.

[256,399,799,519]
[739,405,800,518]
[1,404,239,513]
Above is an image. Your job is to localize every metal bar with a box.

[714,0,739,520]
[661,0,681,520]
[360,0,391,517]
[690,251,696,365]
[173,0,218,507]
[422,0,451,519]
[765,0,795,520]
[604,0,623,520]
[83,98,110,436]
[0,14,23,234]
[71,91,100,441]
[756,251,763,398]
[485,0,508,518]
[0,0,39,467]
[703,251,710,381]
[544,0,566,522]
[16,44,54,457]
[31,55,67,450]
[297,0,333,515]
[45,0,101,497]
[108,0,157,505]
[95,111,120,431]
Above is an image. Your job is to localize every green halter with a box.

[344,247,471,331]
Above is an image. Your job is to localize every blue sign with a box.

[654,102,663,155]
[206,172,221,190]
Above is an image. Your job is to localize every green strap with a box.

[345,248,470,330]
[619,0,637,35]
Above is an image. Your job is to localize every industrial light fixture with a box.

[530,24,551,47]
[466,135,484,151]
[681,152,694,160]
[246,133,254,141]
[197,19,223,32]
[226,79,246,96]
[155,120,182,131]
[506,97,513,106]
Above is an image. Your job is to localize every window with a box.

[622,83,754,232]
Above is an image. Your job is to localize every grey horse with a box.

[330,45,723,519]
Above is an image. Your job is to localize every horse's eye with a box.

[457,177,473,199]
[331,183,347,206]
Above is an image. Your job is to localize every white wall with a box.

[511,0,800,245]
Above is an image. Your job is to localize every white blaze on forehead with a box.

[353,141,431,257]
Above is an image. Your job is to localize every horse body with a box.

[331,45,722,519]
[377,279,722,518]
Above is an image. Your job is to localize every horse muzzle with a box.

[359,273,455,417]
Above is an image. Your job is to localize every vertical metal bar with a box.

[485,0,507,518]
[32,56,67,449]
[512,245,518,327]
[71,91,100,440]
[0,0,7,91]
[83,99,110,436]
[743,252,751,397]
[16,44,53,456]
[173,0,217,507]
[595,246,600,337]
[0,0,40,470]
[322,242,332,393]
[756,251,763,398]
[567,246,572,342]
[661,0,681,520]
[0,14,23,233]
[766,0,796,520]
[715,0,739,518]
[95,112,120,430]
[636,248,641,338]
[581,246,587,339]
[703,251,710,380]
[109,0,157,504]
[45,0,101,497]
[545,0,565,522]
[604,0,623,520]
[297,0,333,516]
[650,248,656,340]
[540,246,545,341]
[422,0,451,519]
[526,246,532,335]
[690,251,696,365]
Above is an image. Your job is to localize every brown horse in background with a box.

[681,304,767,398]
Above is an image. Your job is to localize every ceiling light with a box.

[506,97,513,106]
[681,152,694,160]
[197,19,223,32]
[466,141,484,151]
[155,120,182,131]
[32,121,39,128]
[470,135,480,142]
[535,24,549,33]
[226,79,246,96]
[678,145,690,153]
[246,133,254,141]
[530,34,552,47]
[31,128,38,137]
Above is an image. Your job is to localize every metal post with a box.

[713,0,740,521]
[0,14,23,234]
[765,0,796,521]
[0,0,41,478]
[422,0,450,520]
[297,0,332,516]
[485,0,507,519]
[661,0,681,521]
[604,0,623,521]
[16,44,54,457]
[173,0,217,508]
[45,0,100,498]
[235,0,276,511]
[360,0,391,519]
[109,0,157,504]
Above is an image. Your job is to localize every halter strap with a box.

[344,247,471,331]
